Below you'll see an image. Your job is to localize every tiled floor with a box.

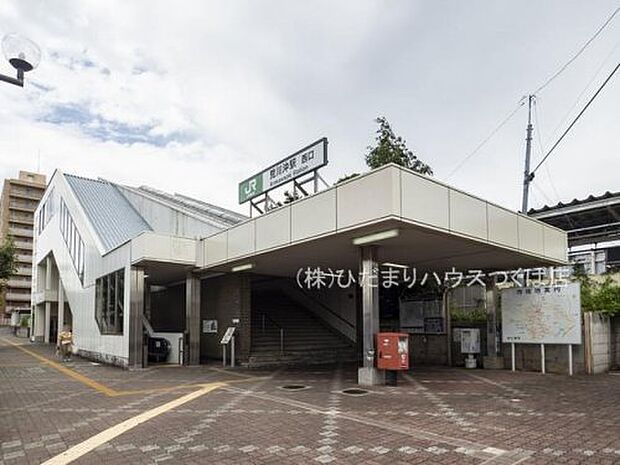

[1,330,619,464]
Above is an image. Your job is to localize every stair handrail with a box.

[283,282,355,332]
[258,311,284,355]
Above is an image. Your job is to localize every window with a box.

[59,198,85,282]
[95,268,125,334]
[36,188,55,234]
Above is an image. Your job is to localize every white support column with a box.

[43,256,52,344]
[57,280,65,345]
[511,343,516,372]
[33,305,45,341]
[568,344,573,376]
[540,343,546,374]
[44,302,51,344]
[357,246,384,385]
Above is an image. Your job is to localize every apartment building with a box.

[0,171,47,316]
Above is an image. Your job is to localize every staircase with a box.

[249,290,357,367]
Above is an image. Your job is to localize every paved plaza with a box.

[1,329,619,465]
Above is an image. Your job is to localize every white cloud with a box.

[1,0,618,214]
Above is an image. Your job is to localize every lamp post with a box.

[0,34,41,87]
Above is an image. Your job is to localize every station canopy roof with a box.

[193,164,567,279]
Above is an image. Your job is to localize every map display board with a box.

[501,283,581,344]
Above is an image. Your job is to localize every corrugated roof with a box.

[528,191,620,215]
[65,174,152,252]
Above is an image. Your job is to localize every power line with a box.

[532,6,620,95]
[531,60,620,176]
[447,97,526,178]
[548,36,620,141]
[532,99,562,202]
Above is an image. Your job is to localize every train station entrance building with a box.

[32,163,567,384]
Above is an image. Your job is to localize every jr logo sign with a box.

[238,174,263,204]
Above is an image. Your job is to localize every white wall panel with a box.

[449,190,488,239]
[291,189,337,241]
[544,226,567,261]
[401,173,449,229]
[518,215,545,256]
[255,207,290,252]
[202,231,228,266]
[131,232,196,265]
[336,167,400,229]
[487,204,519,249]
[227,221,255,259]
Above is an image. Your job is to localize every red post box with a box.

[376,332,409,370]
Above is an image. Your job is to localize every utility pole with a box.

[521,95,535,213]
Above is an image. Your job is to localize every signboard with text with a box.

[238,138,328,204]
[501,283,581,344]
[220,327,236,345]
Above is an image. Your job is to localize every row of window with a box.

[59,198,85,282]
[36,188,54,234]
[95,269,125,335]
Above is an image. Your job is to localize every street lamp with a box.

[0,33,41,87]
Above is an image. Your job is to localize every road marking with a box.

[2,338,117,396]
[41,382,226,465]
[1,338,265,397]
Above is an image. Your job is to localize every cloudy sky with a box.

[0,1,618,213]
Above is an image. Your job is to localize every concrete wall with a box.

[502,342,586,374]
[200,274,251,363]
[584,312,611,374]
[118,187,225,239]
[131,232,197,266]
[410,334,448,366]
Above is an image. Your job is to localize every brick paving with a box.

[1,329,619,464]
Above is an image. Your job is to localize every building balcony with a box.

[14,267,32,277]
[10,191,44,202]
[32,290,57,304]
[8,227,33,238]
[5,293,31,303]
[9,202,37,212]
[6,279,31,289]
[13,241,33,250]
[9,216,34,226]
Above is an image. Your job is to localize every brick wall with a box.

[612,315,620,369]
[200,273,251,363]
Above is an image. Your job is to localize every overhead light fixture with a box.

[381,262,409,269]
[352,229,399,246]
[231,263,254,272]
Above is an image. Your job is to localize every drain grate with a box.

[279,384,310,391]
[340,388,370,397]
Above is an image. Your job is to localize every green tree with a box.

[0,236,17,284]
[573,265,620,316]
[365,116,433,175]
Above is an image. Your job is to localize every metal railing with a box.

[260,312,284,355]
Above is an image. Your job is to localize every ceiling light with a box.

[352,229,399,246]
